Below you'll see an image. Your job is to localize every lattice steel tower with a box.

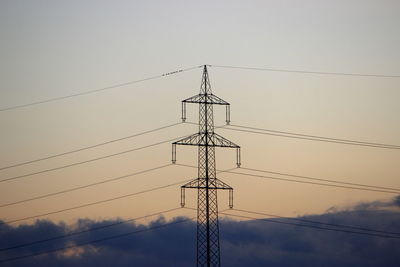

[172,65,241,266]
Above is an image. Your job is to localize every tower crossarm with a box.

[213,133,240,148]
[183,93,229,105]
[173,133,239,148]
[182,178,233,190]
[180,178,234,209]
[180,93,231,124]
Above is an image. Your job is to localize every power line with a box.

[0,179,191,225]
[0,134,192,184]
[0,65,202,112]
[240,167,400,193]
[0,164,173,208]
[1,163,234,208]
[176,164,400,194]
[227,124,400,149]
[0,122,181,171]
[185,206,400,238]
[0,207,181,252]
[0,216,193,264]
[221,126,400,150]
[220,211,400,239]
[232,208,400,236]
[226,170,400,194]
[187,121,400,149]
[209,64,400,78]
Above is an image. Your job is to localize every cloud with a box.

[394,195,400,207]
[1,198,400,267]
[326,195,400,213]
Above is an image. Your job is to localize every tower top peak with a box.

[200,65,212,94]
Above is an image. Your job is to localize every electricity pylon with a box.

[172,65,241,266]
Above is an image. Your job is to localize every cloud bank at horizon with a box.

[1,197,399,267]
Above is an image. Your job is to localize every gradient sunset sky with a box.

[0,0,399,228]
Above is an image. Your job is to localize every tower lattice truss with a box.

[172,65,241,267]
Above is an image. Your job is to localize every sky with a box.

[0,0,399,265]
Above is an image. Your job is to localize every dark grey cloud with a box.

[1,198,400,267]
[394,195,400,207]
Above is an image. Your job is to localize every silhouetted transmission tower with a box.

[172,65,241,266]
